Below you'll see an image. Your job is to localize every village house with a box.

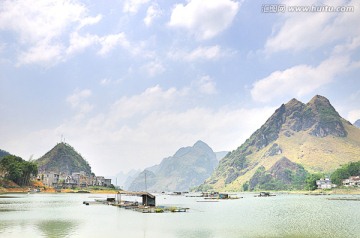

[38,170,111,188]
[62,175,78,188]
[342,176,360,187]
[72,172,89,187]
[41,172,60,187]
[93,176,112,187]
[316,177,337,189]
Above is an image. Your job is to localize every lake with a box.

[0,193,359,238]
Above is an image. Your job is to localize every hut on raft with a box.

[116,191,156,207]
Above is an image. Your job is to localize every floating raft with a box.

[327,197,360,201]
[110,203,189,213]
[83,199,189,213]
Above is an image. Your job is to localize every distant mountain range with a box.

[354,119,360,128]
[106,169,141,189]
[201,95,360,191]
[35,142,93,175]
[128,141,220,192]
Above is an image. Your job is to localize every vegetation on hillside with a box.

[0,155,38,186]
[246,158,308,191]
[35,143,92,174]
[0,149,11,160]
[331,161,360,185]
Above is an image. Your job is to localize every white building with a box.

[316,177,336,189]
[342,176,360,187]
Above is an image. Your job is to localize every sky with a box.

[0,0,359,176]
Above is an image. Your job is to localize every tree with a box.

[0,155,38,186]
[305,173,323,191]
[331,161,360,186]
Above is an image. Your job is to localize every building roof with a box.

[117,191,155,198]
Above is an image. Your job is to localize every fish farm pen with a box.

[83,191,189,213]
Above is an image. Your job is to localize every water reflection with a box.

[36,220,78,238]
[177,229,213,238]
[0,193,359,238]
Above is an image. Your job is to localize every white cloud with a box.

[168,45,233,61]
[21,85,274,174]
[67,89,92,107]
[168,0,240,40]
[348,110,360,123]
[0,1,139,64]
[66,89,93,120]
[77,14,102,30]
[333,36,360,55]
[66,32,99,55]
[194,76,218,95]
[98,33,130,56]
[0,0,91,64]
[251,56,351,103]
[66,32,139,57]
[142,60,165,77]
[0,0,86,44]
[107,85,178,121]
[123,0,150,14]
[0,82,276,174]
[100,78,123,86]
[265,0,360,53]
[18,42,64,66]
[144,4,162,26]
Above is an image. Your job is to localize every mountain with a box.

[128,140,218,192]
[35,142,92,175]
[107,169,141,189]
[0,149,11,160]
[247,157,308,191]
[354,119,360,128]
[201,95,360,191]
[215,151,229,161]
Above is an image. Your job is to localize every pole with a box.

[144,171,147,206]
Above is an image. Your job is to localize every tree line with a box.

[305,161,360,190]
[0,155,38,186]
[330,161,360,185]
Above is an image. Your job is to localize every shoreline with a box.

[1,187,360,195]
[0,187,119,194]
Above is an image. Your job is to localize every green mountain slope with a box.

[129,141,218,192]
[202,95,360,191]
[0,149,11,160]
[35,142,92,175]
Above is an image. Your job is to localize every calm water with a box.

[0,193,359,238]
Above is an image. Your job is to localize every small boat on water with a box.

[28,188,41,194]
[202,192,241,200]
[254,192,276,197]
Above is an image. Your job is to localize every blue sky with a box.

[0,0,359,175]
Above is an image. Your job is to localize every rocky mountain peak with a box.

[307,95,331,106]
[285,98,304,109]
[305,95,346,137]
[194,140,210,149]
[199,95,360,190]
